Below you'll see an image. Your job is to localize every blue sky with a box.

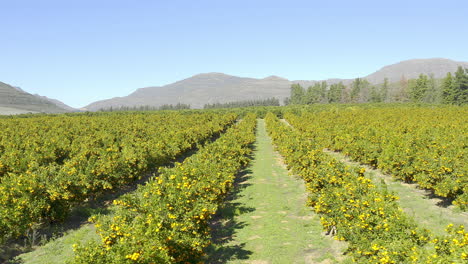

[1,0,467,108]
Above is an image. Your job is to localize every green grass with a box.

[326,151,467,235]
[12,204,112,263]
[206,120,347,264]
[14,225,99,264]
[366,170,467,235]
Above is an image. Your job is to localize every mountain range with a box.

[0,81,72,114]
[84,58,468,110]
[1,58,467,114]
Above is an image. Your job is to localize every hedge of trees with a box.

[288,66,467,105]
[204,98,280,109]
[99,103,191,112]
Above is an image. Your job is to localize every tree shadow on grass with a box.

[328,149,459,210]
[205,164,256,264]
[419,188,455,208]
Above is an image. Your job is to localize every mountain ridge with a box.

[0,81,76,114]
[3,58,467,113]
[365,58,468,83]
[84,58,468,110]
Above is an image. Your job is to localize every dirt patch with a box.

[248,235,261,241]
[249,260,270,264]
[303,248,320,264]
[303,238,347,264]
[305,253,334,264]
[288,215,314,221]
[252,225,263,230]
[274,155,289,169]
[250,215,263,219]
[254,178,267,183]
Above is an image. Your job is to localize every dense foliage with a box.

[0,112,236,243]
[288,67,468,105]
[204,97,280,109]
[70,114,257,263]
[441,67,468,105]
[2,104,466,263]
[99,103,191,112]
[285,106,468,210]
[265,112,467,263]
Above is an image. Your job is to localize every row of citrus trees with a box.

[265,113,467,263]
[284,106,467,210]
[0,112,237,243]
[70,113,257,263]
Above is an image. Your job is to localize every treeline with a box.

[288,66,468,105]
[99,103,191,112]
[204,97,280,109]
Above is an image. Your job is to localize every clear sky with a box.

[1,0,467,108]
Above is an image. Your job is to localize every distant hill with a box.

[85,73,292,110]
[33,94,77,112]
[365,58,468,83]
[0,81,75,114]
[84,58,468,110]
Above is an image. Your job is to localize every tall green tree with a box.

[350,78,370,102]
[305,83,322,104]
[350,78,361,102]
[408,74,429,102]
[423,74,439,103]
[320,81,328,103]
[381,78,389,102]
[369,85,381,102]
[453,66,468,104]
[441,72,455,104]
[441,68,468,105]
[290,84,305,104]
[328,82,345,103]
[442,72,454,104]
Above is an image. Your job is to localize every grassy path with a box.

[207,120,346,264]
[14,225,98,264]
[324,150,468,235]
[281,118,467,235]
